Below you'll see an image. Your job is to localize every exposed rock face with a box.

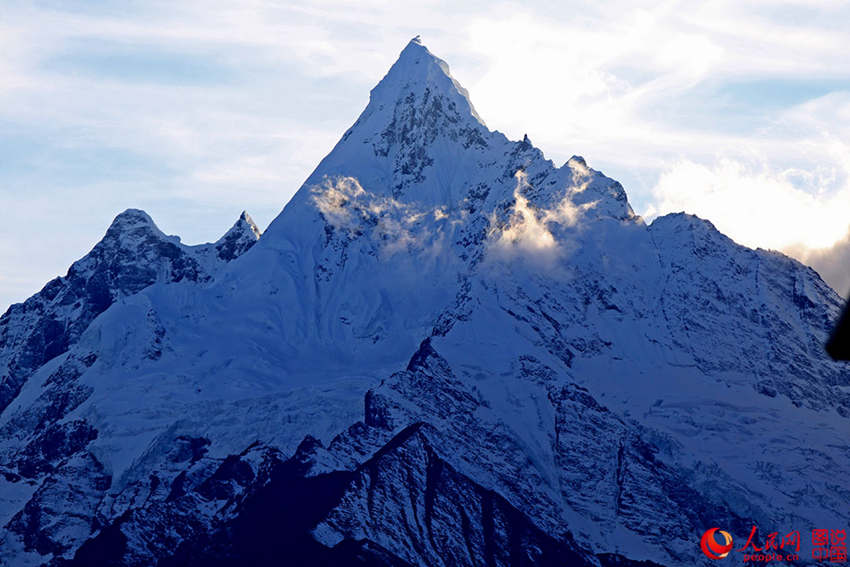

[0,38,847,567]
[0,209,260,415]
[215,211,262,262]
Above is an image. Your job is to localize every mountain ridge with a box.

[0,39,847,567]
[0,208,260,421]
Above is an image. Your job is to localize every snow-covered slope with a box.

[0,38,847,567]
[0,209,260,415]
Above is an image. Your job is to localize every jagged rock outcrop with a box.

[0,209,260,416]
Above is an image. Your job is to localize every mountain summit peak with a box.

[273,38,495,211]
[103,208,170,244]
[394,35,431,65]
[237,210,261,238]
[215,211,261,260]
[271,38,634,217]
[368,36,484,127]
[109,208,155,229]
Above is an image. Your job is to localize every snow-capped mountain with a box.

[0,37,847,567]
[0,209,260,415]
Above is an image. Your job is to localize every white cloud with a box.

[789,229,850,295]
[647,158,850,250]
[310,176,446,258]
[487,171,587,262]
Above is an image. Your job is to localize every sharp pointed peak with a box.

[215,211,261,260]
[381,36,448,83]
[367,36,485,127]
[234,210,262,239]
[396,35,430,61]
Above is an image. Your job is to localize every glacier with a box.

[0,37,847,567]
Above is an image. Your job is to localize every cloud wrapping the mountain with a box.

[646,158,850,251]
[311,176,445,257]
[486,172,588,269]
[788,230,850,296]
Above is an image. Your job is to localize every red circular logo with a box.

[701,528,734,559]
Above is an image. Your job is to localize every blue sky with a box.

[2,0,850,309]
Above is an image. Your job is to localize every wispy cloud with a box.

[788,228,850,295]
[646,157,850,250]
[487,171,587,258]
[310,176,446,258]
[456,2,850,292]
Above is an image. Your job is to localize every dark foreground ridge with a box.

[67,422,663,567]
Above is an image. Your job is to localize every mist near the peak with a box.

[310,176,452,259]
[787,228,850,296]
[485,171,593,268]
[643,158,850,295]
